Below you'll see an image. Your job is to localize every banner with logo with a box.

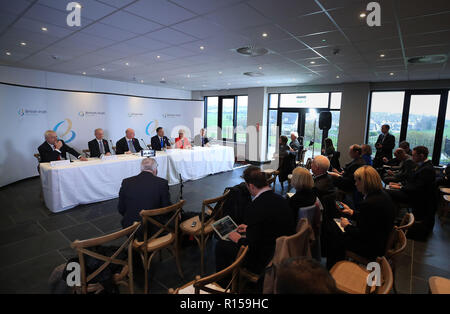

[0,84,203,187]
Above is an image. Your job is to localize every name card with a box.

[141,149,156,157]
[50,160,70,167]
[101,155,118,161]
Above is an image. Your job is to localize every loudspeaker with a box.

[319,111,332,130]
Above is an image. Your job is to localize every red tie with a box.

[57,154,61,160]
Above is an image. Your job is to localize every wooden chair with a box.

[180,191,230,275]
[266,175,276,191]
[82,149,90,158]
[263,169,279,191]
[169,246,249,294]
[298,149,308,166]
[428,276,450,294]
[70,221,141,294]
[133,200,185,294]
[396,212,415,235]
[385,229,407,293]
[330,256,393,294]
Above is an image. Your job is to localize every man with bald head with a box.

[118,158,171,240]
[115,128,142,155]
[311,155,335,199]
[88,128,111,157]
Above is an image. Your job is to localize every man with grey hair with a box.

[194,128,210,147]
[115,128,142,154]
[38,130,87,162]
[118,157,171,240]
[311,155,335,200]
[88,128,111,157]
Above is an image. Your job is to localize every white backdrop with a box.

[0,83,203,187]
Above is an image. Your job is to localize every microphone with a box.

[182,138,185,148]
[140,138,148,149]
[109,140,115,154]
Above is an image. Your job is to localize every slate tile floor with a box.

[0,166,449,294]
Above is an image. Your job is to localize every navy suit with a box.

[88,138,110,158]
[151,135,171,151]
[38,140,80,162]
[115,137,142,154]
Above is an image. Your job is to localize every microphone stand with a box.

[141,138,148,150]
[179,174,184,200]
[109,140,115,154]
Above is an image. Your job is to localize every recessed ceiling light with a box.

[380,54,385,58]
[310,61,316,64]
[125,62,129,66]
[390,72,394,76]
[218,71,222,74]
[187,74,191,78]
[322,39,327,42]
[101,68,105,71]
[41,27,48,32]
[140,80,144,83]
[20,42,26,46]
[156,55,161,59]
[200,46,205,50]
[227,83,231,85]
[262,33,268,38]
[336,75,340,78]
[258,66,263,70]
[82,72,86,75]
[359,12,367,18]
[161,77,165,81]
[6,52,11,56]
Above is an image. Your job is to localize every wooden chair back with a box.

[385,229,407,260]
[70,221,141,294]
[139,200,185,248]
[396,213,414,234]
[193,245,248,294]
[267,175,276,190]
[373,256,394,294]
[200,190,230,230]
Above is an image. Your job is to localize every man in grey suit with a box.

[193,128,210,147]
[289,132,302,160]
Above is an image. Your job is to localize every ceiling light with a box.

[101,68,105,71]
[262,33,268,38]
[41,27,48,32]
[322,39,327,42]
[200,46,205,50]
[336,75,340,78]
[6,52,11,56]
[258,66,263,70]
[218,71,222,74]
[227,83,231,85]
[202,84,206,87]
[161,77,165,81]
[187,74,190,78]
[156,55,161,59]
[140,80,144,83]
[82,72,86,75]
[20,42,26,46]
[389,72,394,76]
[125,62,129,66]
[75,3,82,8]
[380,54,385,58]
[359,12,367,18]
[310,61,316,64]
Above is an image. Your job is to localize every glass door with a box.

[304,110,321,161]
[280,112,299,138]
[220,97,235,141]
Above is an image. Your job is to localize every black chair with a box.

[330,151,342,172]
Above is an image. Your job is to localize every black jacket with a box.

[334,157,365,192]
[118,171,171,240]
[392,158,416,183]
[38,140,80,162]
[344,190,395,260]
[238,190,296,274]
[115,137,142,154]
[88,138,111,158]
[150,135,171,151]
[289,188,317,222]
[313,173,337,220]
[375,133,395,160]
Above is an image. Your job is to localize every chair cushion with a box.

[330,261,376,294]
[180,216,214,235]
[429,276,450,294]
[133,233,174,252]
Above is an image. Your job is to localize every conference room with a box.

[0,0,449,299]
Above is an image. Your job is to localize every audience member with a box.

[327,166,395,268]
[373,124,395,168]
[275,257,339,294]
[382,148,415,184]
[322,138,336,157]
[329,144,365,193]
[289,167,316,222]
[278,135,296,184]
[361,144,373,166]
[399,141,412,156]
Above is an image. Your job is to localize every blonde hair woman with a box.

[328,165,395,268]
[174,129,191,149]
[289,167,316,222]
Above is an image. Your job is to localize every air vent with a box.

[235,46,269,57]
[160,80,166,84]
[408,54,447,64]
[243,71,264,77]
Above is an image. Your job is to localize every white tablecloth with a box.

[39,145,234,213]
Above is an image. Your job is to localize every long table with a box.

[39,145,235,213]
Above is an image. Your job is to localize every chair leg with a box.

[143,251,157,294]
[171,245,184,279]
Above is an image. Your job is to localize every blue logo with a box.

[53,118,76,143]
[18,108,25,116]
[78,111,85,117]
[145,120,159,136]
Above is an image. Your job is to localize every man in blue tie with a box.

[151,127,172,151]
[194,128,210,147]
[115,128,143,154]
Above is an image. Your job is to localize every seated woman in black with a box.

[328,165,395,268]
[289,167,316,222]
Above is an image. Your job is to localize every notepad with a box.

[334,218,347,233]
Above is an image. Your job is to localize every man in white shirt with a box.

[88,128,111,157]
[115,128,143,154]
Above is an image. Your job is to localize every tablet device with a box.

[212,215,238,241]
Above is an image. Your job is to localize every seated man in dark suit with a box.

[382,148,416,184]
[193,128,210,147]
[115,128,142,154]
[150,127,171,151]
[118,158,171,240]
[38,130,87,162]
[215,166,296,279]
[387,146,436,235]
[329,144,365,193]
[88,128,111,158]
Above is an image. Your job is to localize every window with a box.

[330,92,342,109]
[236,96,248,143]
[206,96,218,139]
[368,91,404,155]
[328,111,340,149]
[268,110,278,159]
[280,93,329,108]
[440,91,450,165]
[221,98,234,140]
[269,94,279,108]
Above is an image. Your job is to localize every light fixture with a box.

[41,27,48,32]
[336,75,340,78]
[227,82,231,85]
[140,80,144,83]
[156,55,161,59]
[322,39,327,42]
[200,46,205,50]
[258,66,263,70]
[101,68,105,71]
[187,74,191,78]
[359,12,367,18]
[310,61,316,64]
[218,71,222,74]
[380,54,385,58]
[75,3,82,8]
[161,77,165,81]
[125,62,129,66]
[390,72,394,76]
[262,33,268,38]
[20,42,27,46]
[6,52,11,56]
[82,72,86,75]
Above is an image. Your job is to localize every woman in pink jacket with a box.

[174,129,191,149]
